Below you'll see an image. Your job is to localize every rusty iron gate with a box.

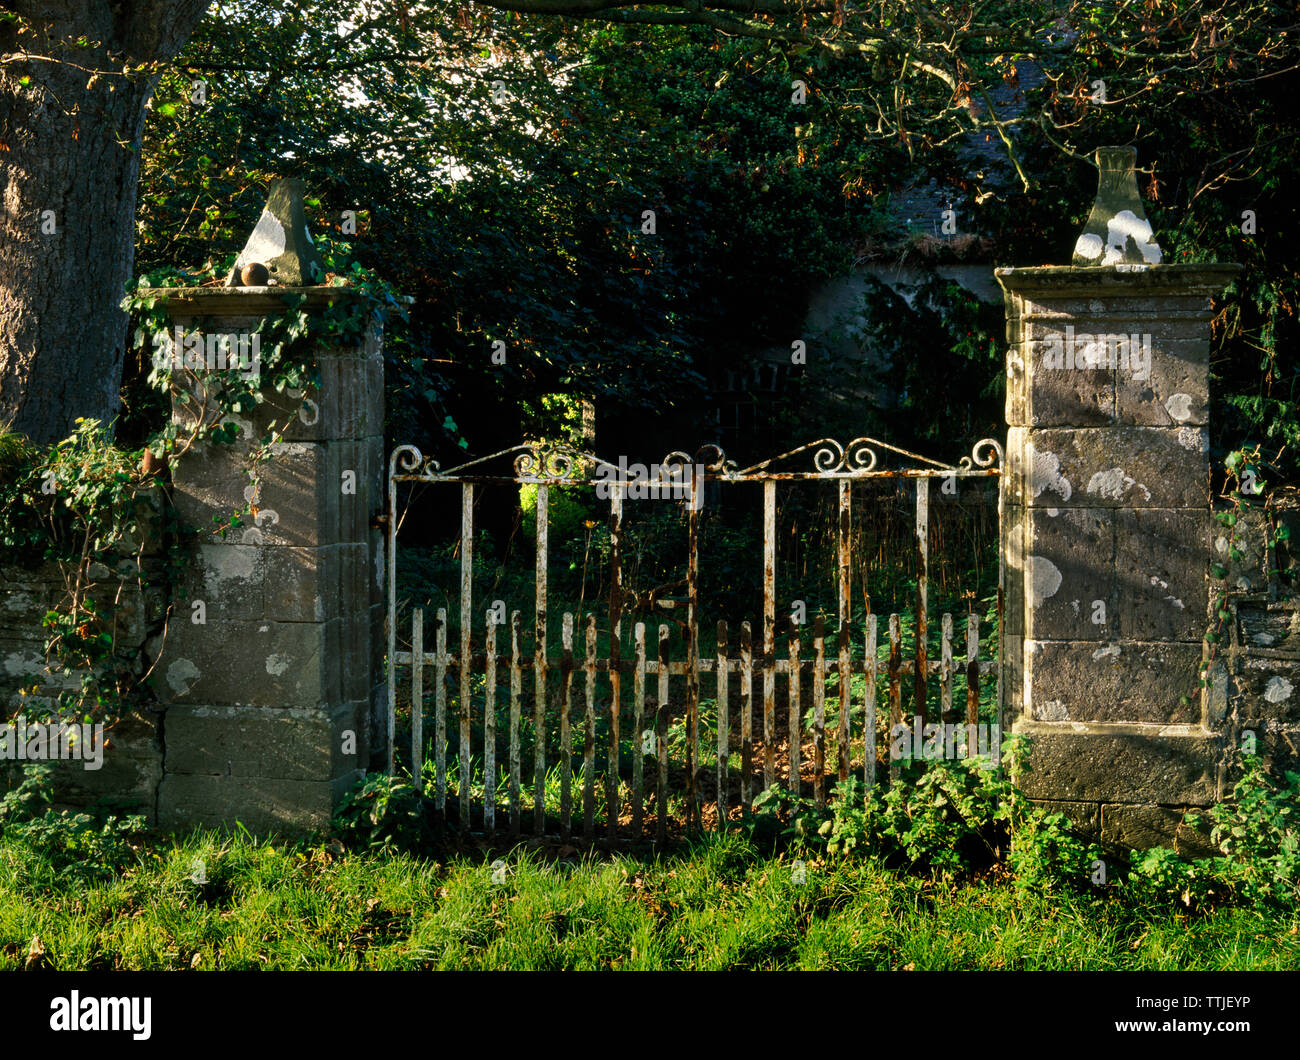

[386,436,1004,842]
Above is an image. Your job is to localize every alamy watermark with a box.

[594,457,705,509]
[0,716,105,771]
[151,326,261,380]
[889,715,1001,766]
[1040,326,1151,381]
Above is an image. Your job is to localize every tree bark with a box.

[0,0,210,444]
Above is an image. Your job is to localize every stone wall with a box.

[0,502,166,817]
[1207,501,1300,779]
[1,288,387,835]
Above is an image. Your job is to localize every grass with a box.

[3,828,1297,971]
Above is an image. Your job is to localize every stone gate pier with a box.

[998,147,1240,849]
[147,182,389,832]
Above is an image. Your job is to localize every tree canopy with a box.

[2,0,1297,481]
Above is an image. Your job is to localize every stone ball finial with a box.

[225,178,329,287]
[1071,146,1163,267]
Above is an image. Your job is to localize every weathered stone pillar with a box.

[147,282,386,833]
[998,147,1239,849]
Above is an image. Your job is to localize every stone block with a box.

[1011,427,1209,510]
[1025,641,1202,724]
[1023,508,1115,640]
[0,711,162,820]
[1114,509,1210,640]
[169,439,265,542]
[1232,655,1300,724]
[1098,803,1214,855]
[1214,507,1273,595]
[1234,601,1300,657]
[1026,798,1100,833]
[151,618,330,709]
[1013,726,1220,804]
[156,769,361,835]
[254,439,335,547]
[1115,338,1209,427]
[1013,340,1113,427]
[163,700,360,781]
[180,544,266,620]
[1023,313,1213,343]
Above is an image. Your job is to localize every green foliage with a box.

[1123,755,1300,910]
[0,419,159,718]
[0,765,145,884]
[747,735,1103,890]
[333,772,442,855]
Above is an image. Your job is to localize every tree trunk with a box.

[0,0,210,445]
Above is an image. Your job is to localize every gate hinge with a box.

[370,512,390,529]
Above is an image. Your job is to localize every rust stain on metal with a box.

[584,614,598,841]
[633,622,647,836]
[716,620,729,830]
[534,485,548,836]
[560,612,574,841]
[607,486,623,840]
[812,615,825,808]
[509,610,522,837]
[484,611,497,838]
[740,621,754,813]
[460,483,474,830]
[657,624,670,845]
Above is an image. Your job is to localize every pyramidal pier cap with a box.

[225,178,329,287]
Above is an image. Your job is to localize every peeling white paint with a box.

[1092,645,1121,660]
[242,210,287,264]
[1047,507,1060,517]
[1149,574,1169,590]
[1102,210,1162,265]
[1164,393,1195,423]
[201,545,256,589]
[1253,632,1276,646]
[1074,233,1104,260]
[3,650,44,676]
[1037,700,1070,721]
[1164,596,1185,610]
[166,658,200,695]
[1027,555,1063,606]
[1087,467,1151,502]
[1264,676,1293,703]
[1028,443,1072,502]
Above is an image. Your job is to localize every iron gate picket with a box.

[386,437,1004,841]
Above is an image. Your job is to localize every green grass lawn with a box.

[2,828,1296,971]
